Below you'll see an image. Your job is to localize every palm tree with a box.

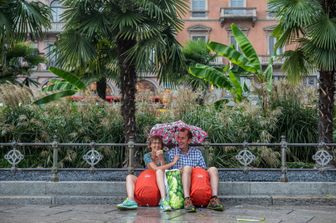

[0,0,51,76]
[51,0,187,141]
[269,0,336,143]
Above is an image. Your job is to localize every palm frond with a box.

[53,30,96,70]
[269,0,322,27]
[208,42,258,74]
[269,0,323,46]
[189,64,233,90]
[302,40,336,71]
[34,90,77,105]
[231,23,261,72]
[281,49,314,83]
[307,15,336,50]
[48,67,86,90]
[42,79,77,92]
[11,0,51,39]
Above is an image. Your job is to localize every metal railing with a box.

[220,7,257,22]
[43,22,65,33]
[1,136,334,182]
[259,55,285,65]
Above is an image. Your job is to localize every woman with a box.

[117,135,179,211]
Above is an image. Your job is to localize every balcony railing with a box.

[220,7,257,23]
[44,22,65,33]
[1,137,334,182]
[259,55,285,65]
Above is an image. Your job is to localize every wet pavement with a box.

[0,204,335,223]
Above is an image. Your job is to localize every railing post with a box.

[51,135,59,182]
[127,136,135,174]
[4,140,24,173]
[279,135,288,182]
[203,137,211,167]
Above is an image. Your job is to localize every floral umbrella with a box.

[149,120,208,145]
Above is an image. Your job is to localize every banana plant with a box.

[189,63,249,103]
[33,67,93,105]
[189,23,274,109]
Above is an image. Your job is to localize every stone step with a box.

[1,169,336,182]
[1,195,336,206]
[1,181,336,196]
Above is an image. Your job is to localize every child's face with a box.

[150,139,162,152]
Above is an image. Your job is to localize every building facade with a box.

[31,0,318,97]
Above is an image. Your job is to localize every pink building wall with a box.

[176,0,292,56]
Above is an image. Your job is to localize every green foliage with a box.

[52,0,188,140]
[0,85,319,168]
[0,0,51,84]
[34,67,95,105]
[270,81,318,162]
[189,24,275,106]
[179,40,215,91]
[0,42,46,86]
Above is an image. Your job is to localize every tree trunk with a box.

[96,77,106,100]
[318,70,335,143]
[117,38,137,142]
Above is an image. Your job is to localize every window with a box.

[268,36,283,56]
[149,48,155,65]
[230,0,245,7]
[51,0,64,22]
[230,35,241,52]
[46,42,57,67]
[229,0,245,14]
[191,34,208,42]
[191,0,207,18]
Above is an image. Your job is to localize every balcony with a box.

[259,55,285,66]
[220,7,257,23]
[44,22,65,33]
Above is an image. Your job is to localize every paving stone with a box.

[0,205,335,223]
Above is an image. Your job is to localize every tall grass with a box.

[270,81,318,162]
[0,84,320,168]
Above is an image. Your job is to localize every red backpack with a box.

[190,167,212,207]
[134,169,160,206]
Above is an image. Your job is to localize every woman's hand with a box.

[156,150,164,161]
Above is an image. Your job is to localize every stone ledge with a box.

[0,196,52,205]
[1,169,336,182]
[1,195,336,206]
[1,181,336,196]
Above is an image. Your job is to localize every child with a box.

[117,135,179,211]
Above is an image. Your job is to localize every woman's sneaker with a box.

[116,198,138,210]
[159,199,172,212]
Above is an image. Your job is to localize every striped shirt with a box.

[167,147,207,169]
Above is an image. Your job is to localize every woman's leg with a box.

[126,174,137,200]
[156,169,166,200]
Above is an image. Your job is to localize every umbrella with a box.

[149,120,208,145]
